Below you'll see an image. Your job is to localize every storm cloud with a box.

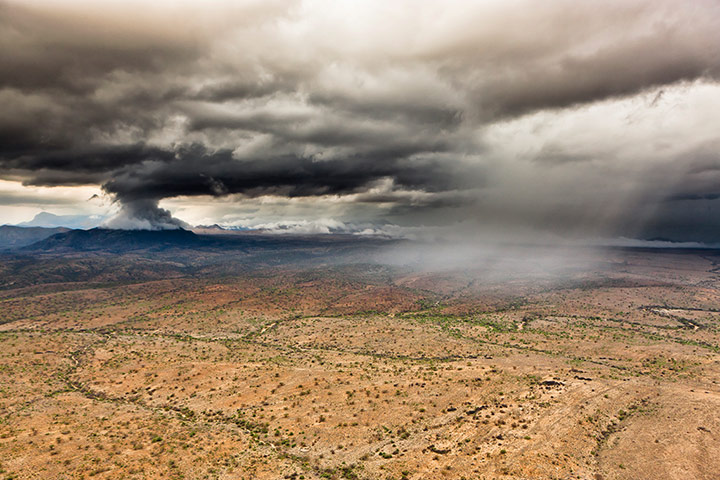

[2,0,720,240]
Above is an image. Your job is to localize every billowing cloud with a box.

[1,0,720,240]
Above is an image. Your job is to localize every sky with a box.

[1,0,720,241]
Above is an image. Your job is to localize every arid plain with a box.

[1,244,720,480]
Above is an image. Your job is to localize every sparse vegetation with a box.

[1,249,720,479]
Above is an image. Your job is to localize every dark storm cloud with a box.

[4,144,174,179]
[0,2,208,95]
[102,144,479,202]
[1,0,720,240]
[474,34,720,119]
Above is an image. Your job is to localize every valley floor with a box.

[1,249,720,479]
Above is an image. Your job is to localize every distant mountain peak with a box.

[18,212,105,229]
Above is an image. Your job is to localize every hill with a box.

[0,225,69,249]
[23,227,207,253]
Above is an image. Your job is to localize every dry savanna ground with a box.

[1,249,720,480]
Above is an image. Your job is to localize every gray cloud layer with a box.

[1,0,720,240]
